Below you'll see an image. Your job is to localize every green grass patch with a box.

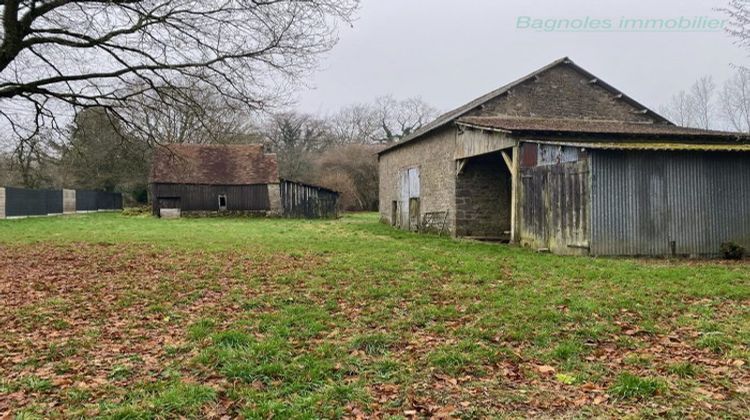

[351,333,394,356]
[609,373,664,400]
[667,362,698,378]
[1,213,748,417]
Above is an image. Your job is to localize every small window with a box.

[218,194,227,211]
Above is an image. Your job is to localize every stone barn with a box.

[150,144,339,219]
[378,57,750,257]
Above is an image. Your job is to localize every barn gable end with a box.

[467,63,663,123]
[379,57,670,157]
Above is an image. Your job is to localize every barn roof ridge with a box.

[378,56,672,156]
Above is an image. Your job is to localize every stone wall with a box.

[379,126,457,233]
[468,64,661,123]
[455,153,511,237]
[0,187,5,219]
[267,183,282,216]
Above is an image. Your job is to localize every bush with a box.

[720,242,746,260]
[121,206,151,217]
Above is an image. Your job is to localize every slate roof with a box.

[457,117,750,141]
[378,57,672,155]
[150,144,279,185]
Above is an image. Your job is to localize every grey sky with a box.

[296,0,747,116]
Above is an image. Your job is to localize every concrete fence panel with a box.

[63,189,76,214]
[0,187,5,219]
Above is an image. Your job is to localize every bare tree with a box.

[372,96,439,143]
[660,90,694,127]
[0,151,19,186]
[5,129,56,187]
[329,96,439,144]
[722,0,750,62]
[328,103,380,145]
[661,76,717,129]
[123,83,258,145]
[720,68,750,132]
[313,143,382,210]
[0,0,359,144]
[259,111,331,181]
[690,76,716,130]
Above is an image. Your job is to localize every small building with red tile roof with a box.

[150,144,338,218]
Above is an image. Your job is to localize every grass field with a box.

[0,213,748,418]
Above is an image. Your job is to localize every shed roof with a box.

[378,57,671,155]
[150,144,279,185]
[457,116,750,141]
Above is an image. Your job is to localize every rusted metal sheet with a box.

[591,150,750,256]
[520,143,538,168]
[455,128,516,160]
[519,155,590,255]
[280,180,338,219]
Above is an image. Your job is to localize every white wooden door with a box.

[399,167,420,229]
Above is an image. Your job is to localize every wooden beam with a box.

[501,150,513,172]
[456,159,467,175]
[510,145,521,244]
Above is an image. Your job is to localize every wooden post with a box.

[510,145,521,243]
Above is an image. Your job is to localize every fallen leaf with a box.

[536,365,555,374]
[593,395,607,405]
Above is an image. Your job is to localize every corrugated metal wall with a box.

[280,180,338,219]
[151,184,270,214]
[591,150,750,256]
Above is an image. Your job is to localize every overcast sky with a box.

[296,0,747,116]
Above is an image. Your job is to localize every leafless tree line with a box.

[0,0,359,161]
[0,92,438,210]
[660,70,750,132]
[658,1,750,131]
[257,96,438,210]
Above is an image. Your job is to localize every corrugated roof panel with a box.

[526,140,750,152]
